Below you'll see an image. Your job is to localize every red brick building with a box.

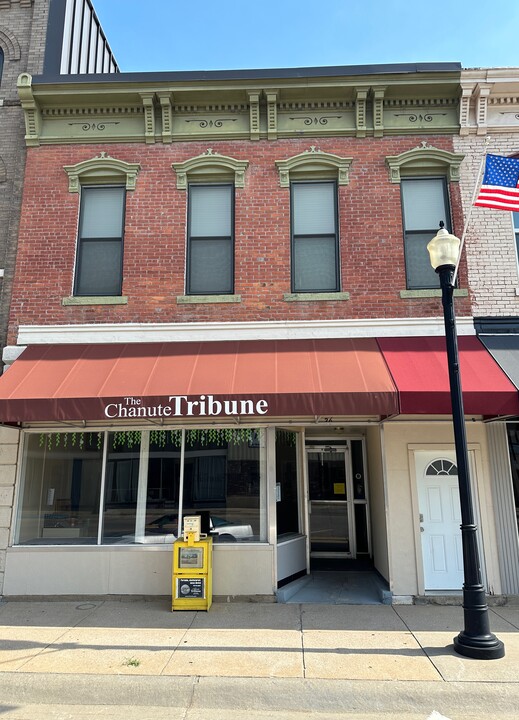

[0,7,517,603]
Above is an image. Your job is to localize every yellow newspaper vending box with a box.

[172,516,213,611]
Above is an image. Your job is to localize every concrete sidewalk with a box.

[0,598,518,718]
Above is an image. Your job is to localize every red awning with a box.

[0,339,399,423]
[377,336,519,416]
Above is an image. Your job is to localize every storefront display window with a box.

[15,433,104,545]
[15,428,267,545]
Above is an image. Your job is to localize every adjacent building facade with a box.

[0,5,518,603]
[455,68,519,595]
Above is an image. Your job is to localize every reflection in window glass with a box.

[16,433,103,545]
[180,429,267,543]
[102,432,141,543]
[144,434,181,542]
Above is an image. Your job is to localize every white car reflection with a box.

[142,514,254,543]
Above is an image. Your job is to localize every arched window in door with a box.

[426,459,457,476]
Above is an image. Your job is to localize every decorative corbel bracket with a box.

[157,92,173,144]
[355,87,369,138]
[140,93,156,144]
[17,73,41,146]
[266,90,278,140]
[248,91,260,141]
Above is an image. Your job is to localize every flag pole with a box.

[452,139,490,285]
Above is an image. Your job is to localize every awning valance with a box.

[0,339,399,423]
[378,336,519,416]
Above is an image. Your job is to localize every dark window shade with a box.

[291,182,339,293]
[187,184,234,295]
[401,178,450,290]
[74,186,125,297]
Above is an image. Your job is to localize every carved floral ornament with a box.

[385,142,464,184]
[172,149,249,189]
[275,147,353,187]
[63,152,141,193]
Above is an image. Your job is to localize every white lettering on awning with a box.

[103,395,269,419]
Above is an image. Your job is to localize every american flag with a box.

[474,154,519,212]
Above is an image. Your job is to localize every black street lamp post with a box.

[427,224,505,660]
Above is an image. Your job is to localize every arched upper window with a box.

[426,459,457,476]
[0,48,4,87]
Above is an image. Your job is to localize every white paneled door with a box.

[416,451,464,591]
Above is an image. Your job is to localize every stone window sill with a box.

[400,289,468,299]
[284,292,350,302]
[176,294,242,304]
[62,296,128,306]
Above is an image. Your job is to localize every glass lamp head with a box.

[426,224,461,270]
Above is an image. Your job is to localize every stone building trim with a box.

[172,149,249,189]
[385,142,464,183]
[275,147,353,187]
[459,69,519,136]
[0,28,22,61]
[0,1,33,8]
[63,152,141,192]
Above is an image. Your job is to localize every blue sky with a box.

[93,0,518,73]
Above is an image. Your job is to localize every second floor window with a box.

[187,184,234,295]
[74,186,125,296]
[401,177,451,290]
[291,181,339,293]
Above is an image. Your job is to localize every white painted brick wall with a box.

[454,134,519,317]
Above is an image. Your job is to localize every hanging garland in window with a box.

[276,429,297,446]
[39,432,103,451]
[38,428,261,451]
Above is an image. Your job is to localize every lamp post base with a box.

[453,632,505,660]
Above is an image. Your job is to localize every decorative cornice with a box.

[63,152,141,192]
[275,147,353,187]
[172,149,249,189]
[459,69,519,135]
[19,72,462,144]
[385,142,464,183]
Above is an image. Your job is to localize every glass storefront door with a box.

[307,445,352,557]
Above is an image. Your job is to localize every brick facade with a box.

[0,0,49,353]
[8,134,469,343]
[0,0,49,598]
